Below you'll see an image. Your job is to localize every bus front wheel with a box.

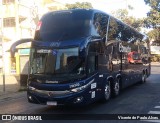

[102,81,111,102]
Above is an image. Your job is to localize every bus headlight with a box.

[70,82,91,92]
[28,86,36,91]
[71,86,86,92]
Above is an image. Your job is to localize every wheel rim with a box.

[114,80,120,95]
[104,84,111,100]
[142,74,146,82]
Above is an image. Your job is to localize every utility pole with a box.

[2,38,5,92]
[0,1,5,92]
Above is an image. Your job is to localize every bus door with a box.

[87,42,103,100]
[119,42,133,87]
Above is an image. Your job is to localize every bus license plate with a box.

[47,101,57,106]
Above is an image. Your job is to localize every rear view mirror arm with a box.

[10,38,34,58]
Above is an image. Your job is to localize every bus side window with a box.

[92,13,109,38]
[107,17,118,41]
[87,42,100,74]
[88,54,97,74]
[97,42,107,70]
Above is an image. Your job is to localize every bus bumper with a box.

[27,88,94,106]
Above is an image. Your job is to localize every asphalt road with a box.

[0,64,160,123]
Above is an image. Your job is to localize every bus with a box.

[128,51,142,64]
[10,9,151,106]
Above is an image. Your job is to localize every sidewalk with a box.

[0,75,28,101]
[151,62,160,65]
[0,75,21,97]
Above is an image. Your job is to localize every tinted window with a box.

[30,47,86,80]
[107,17,139,42]
[107,18,119,41]
[88,42,102,53]
[92,13,109,37]
[34,10,92,41]
[87,42,102,74]
[88,55,96,74]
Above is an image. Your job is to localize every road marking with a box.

[141,102,160,122]
[142,120,160,123]
[154,106,160,108]
[148,111,160,114]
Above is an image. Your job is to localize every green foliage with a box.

[144,0,160,43]
[112,9,128,20]
[144,0,160,28]
[65,2,93,9]
[147,28,160,42]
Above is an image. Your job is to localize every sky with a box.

[58,0,151,19]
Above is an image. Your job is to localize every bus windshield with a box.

[34,10,92,41]
[132,53,141,60]
[30,47,86,80]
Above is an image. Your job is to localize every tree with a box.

[147,27,160,42]
[111,9,128,20]
[147,29,160,42]
[144,0,160,42]
[111,9,144,31]
[65,2,93,9]
[144,0,160,28]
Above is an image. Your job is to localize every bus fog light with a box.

[74,96,83,103]
[28,96,32,100]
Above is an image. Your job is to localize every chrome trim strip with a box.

[30,88,72,97]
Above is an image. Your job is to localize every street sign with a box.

[19,49,30,55]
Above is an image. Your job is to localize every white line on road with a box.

[148,111,160,114]
[154,106,160,108]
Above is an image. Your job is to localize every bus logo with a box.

[119,43,131,53]
[2,115,11,120]
[48,92,54,97]
[50,42,61,47]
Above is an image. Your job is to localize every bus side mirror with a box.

[10,38,33,58]
[102,37,106,42]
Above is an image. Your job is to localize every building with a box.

[150,41,160,62]
[0,0,33,76]
[0,0,66,76]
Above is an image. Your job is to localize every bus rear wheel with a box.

[112,78,120,97]
[140,72,147,83]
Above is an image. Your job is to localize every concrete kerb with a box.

[0,75,26,99]
[151,62,160,65]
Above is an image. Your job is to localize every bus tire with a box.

[102,81,111,102]
[112,78,120,97]
[146,70,148,77]
[140,72,147,83]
